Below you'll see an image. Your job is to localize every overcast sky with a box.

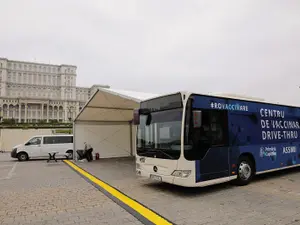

[1,0,300,104]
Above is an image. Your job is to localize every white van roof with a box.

[32,134,73,137]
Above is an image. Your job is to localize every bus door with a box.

[192,109,230,182]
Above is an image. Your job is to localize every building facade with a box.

[0,58,109,123]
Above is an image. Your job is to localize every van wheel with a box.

[18,152,28,161]
[66,150,73,159]
[235,156,254,186]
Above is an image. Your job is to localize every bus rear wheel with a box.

[235,156,254,186]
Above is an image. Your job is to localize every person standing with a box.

[84,142,93,161]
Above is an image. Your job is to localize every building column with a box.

[52,106,54,121]
[41,104,44,121]
[0,106,3,121]
[36,105,39,121]
[64,107,68,122]
[25,104,27,123]
[30,106,33,122]
[12,106,15,120]
[47,104,49,122]
[57,106,60,121]
[18,104,21,123]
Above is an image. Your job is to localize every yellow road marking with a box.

[64,160,173,225]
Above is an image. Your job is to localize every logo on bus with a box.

[283,146,297,154]
[259,146,277,157]
[210,102,248,111]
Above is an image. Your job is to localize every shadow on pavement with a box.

[141,166,300,197]
[254,166,300,183]
[147,182,234,197]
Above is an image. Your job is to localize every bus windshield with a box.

[136,108,182,160]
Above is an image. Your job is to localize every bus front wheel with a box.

[235,156,254,186]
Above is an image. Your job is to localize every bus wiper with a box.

[138,151,152,156]
[153,149,174,159]
[138,149,174,159]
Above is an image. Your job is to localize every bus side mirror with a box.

[133,109,140,125]
[145,114,152,126]
[193,110,202,128]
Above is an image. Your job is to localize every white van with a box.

[10,134,74,161]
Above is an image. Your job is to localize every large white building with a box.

[0,57,109,123]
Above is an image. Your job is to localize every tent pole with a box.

[129,121,133,156]
[73,121,77,162]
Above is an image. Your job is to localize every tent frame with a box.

[72,88,141,161]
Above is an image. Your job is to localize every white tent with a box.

[73,88,159,160]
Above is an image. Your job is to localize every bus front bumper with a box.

[136,169,175,184]
[136,169,194,186]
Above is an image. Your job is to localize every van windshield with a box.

[26,137,41,145]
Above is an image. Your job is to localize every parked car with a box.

[11,134,74,161]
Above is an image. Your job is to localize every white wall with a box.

[0,128,53,151]
[74,122,133,158]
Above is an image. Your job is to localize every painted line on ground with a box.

[64,160,174,225]
[7,162,18,179]
[0,162,18,180]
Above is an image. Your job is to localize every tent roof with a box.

[74,88,160,123]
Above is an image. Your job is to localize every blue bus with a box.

[133,91,300,187]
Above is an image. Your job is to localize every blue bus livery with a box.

[134,92,300,187]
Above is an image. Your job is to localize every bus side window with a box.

[189,109,228,160]
[210,110,228,147]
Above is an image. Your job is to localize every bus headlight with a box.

[171,170,191,178]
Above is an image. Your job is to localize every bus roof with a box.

[140,91,300,109]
